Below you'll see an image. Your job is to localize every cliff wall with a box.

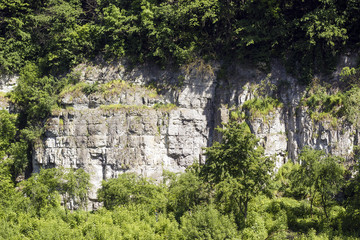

[28,57,359,202]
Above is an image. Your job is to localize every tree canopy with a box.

[201,121,274,224]
[0,0,359,80]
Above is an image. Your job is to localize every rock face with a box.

[34,107,209,200]
[0,74,18,93]
[32,58,360,203]
[0,74,17,111]
[33,60,217,202]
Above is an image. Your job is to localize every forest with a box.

[1,119,360,239]
[1,0,360,239]
[1,0,360,79]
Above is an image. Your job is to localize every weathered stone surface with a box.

[0,74,18,93]
[0,74,17,111]
[31,57,360,204]
[34,107,210,199]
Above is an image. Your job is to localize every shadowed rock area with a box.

[31,58,360,205]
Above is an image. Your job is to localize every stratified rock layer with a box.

[32,58,360,202]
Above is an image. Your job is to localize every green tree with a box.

[0,162,28,213]
[180,204,238,240]
[0,110,17,158]
[292,147,344,218]
[165,167,209,221]
[9,63,66,126]
[201,121,274,225]
[0,0,33,74]
[21,168,63,214]
[98,173,167,211]
[344,149,360,231]
[62,168,91,210]
[8,139,29,180]
[21,167,91,214]
[0,110,29,180]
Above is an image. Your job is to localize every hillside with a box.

[1,0,360,239]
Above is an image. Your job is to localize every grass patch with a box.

[153,103,177,111]
[300,79,360,129]
[0,92,9,106]
[59,82,89,98]
[100,103,177,112]
[301,81,346,127]
[100,104,150,111]
[100,80,131,96]
[242,97,283,118]
[100,80,158,99]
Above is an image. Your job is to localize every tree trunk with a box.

[244,201,248,220]
[321,193,329,219]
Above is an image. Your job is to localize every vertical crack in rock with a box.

[30,58,360,205]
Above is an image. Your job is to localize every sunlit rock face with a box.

[33,60,217,202]
[33,57,360,205]
[0,74,18,111]
[0,74,18,93]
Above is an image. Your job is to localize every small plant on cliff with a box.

[340,67,360,87]
[343,87,360,127]
[82,82,99,95]
[302,77,360,128]
[242,97,282,119]
[100,104,150,112]
[59,82,97,98]
[153,103,177,111]
[100,80,129,96]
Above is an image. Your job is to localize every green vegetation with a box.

[21,167,91,214]
[226,95,282,121]
[59,82,92,98]
[291,147,345,219]
[202,122,274,225]
[98,173,167,211]
[99,104,150,111]
[2,0,360,238]
[1,120,360,238]
[9,63,67,126]
[152,103,177,111]
[99,103,177,112]
[242,97,283,119]
[301,77,360,128]
[1,0,359,81]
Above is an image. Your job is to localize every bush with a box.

[180,205,238,240]
[97,173,167,211]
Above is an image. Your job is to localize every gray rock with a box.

[30,57,360,207]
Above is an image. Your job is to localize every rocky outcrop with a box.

[33,60,217,202]
[0,74,17,111]
[0,74,18,93]
[32,57,360,204]
[34,106,209,201]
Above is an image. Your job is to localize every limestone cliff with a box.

[24,57,359,203]
[0,74,17,111]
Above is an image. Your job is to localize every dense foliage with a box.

[2,0,360,238]
[1,0,360,80]
[202,122,274,225]
[0,119,359,239]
